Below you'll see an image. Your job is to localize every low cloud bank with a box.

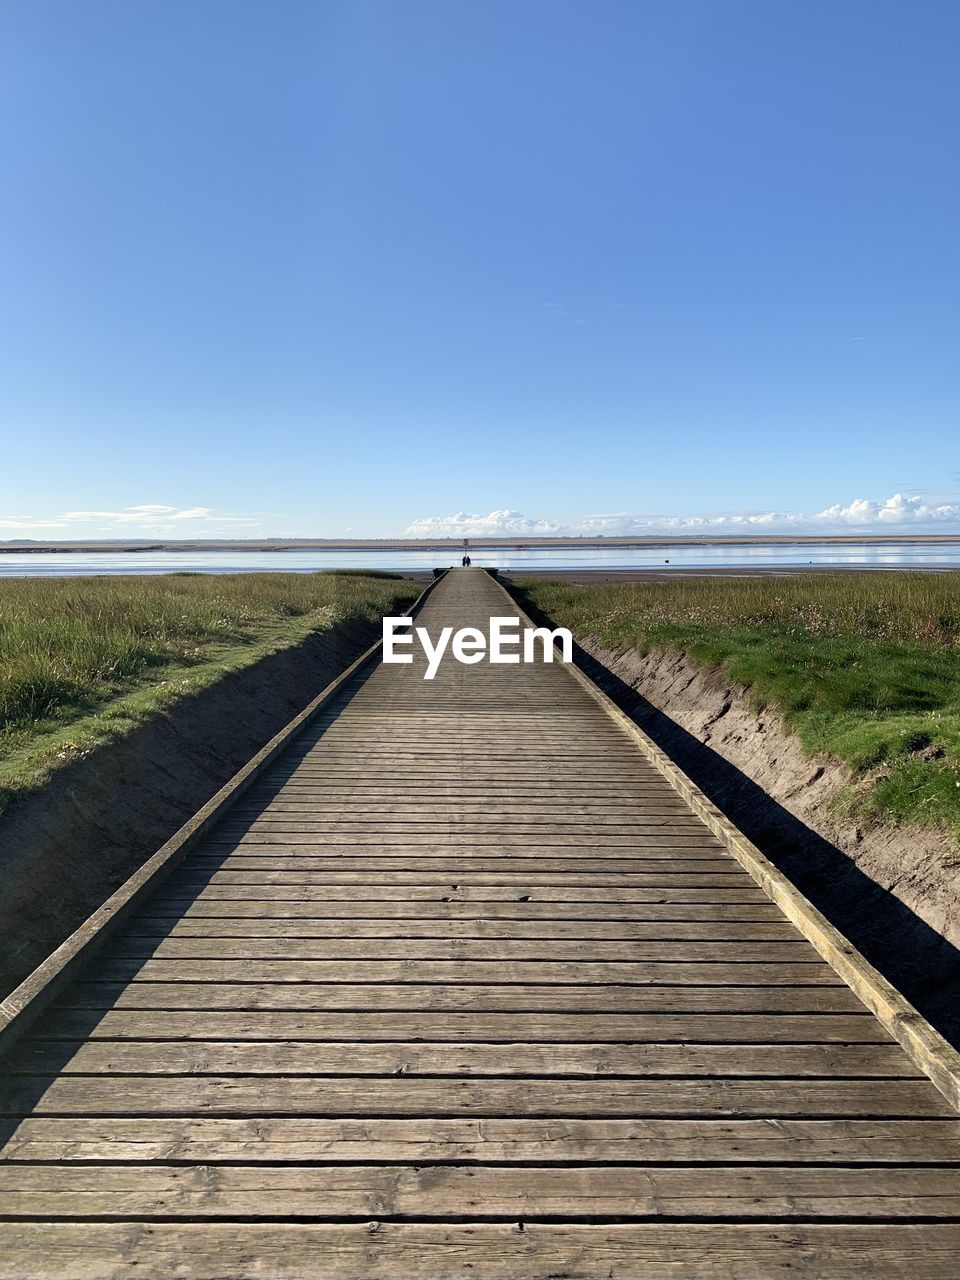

[0,504,261,536]
[405,494,960,539]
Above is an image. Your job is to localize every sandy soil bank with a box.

[0,619,378,1000]
[572,638,960,1046]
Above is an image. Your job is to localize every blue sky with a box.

[1,0,957,539]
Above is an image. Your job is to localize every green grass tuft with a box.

[321,568,405,579]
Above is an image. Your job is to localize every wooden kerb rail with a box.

[0,566,958,1278]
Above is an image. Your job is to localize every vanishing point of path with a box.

[0,568,958,1276]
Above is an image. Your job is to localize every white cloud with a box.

[404,509,805,538]
[405,509,567,538]
[404,493,960,539]
[1,504,260,537]
[170,507,215,520]
[0,516,68,529]
[813,492,960,525]
[58,505,256,528]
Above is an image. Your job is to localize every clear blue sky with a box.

[1,0,957,538]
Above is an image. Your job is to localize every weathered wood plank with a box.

[36,1009,889,1043]
[4,1116,956,1165]
[168,870,758,887]
[1,1075,949,1117]
[154,885,771,902]
[125,917,802,940]
[244,784,679,793]
[185,855,735,871]
[8,1040,918,1079]
[148,899,783,921]
[260,767,672,781]
[57,982,863,1012]
[150,899,786,920]
[213,821,713,836]
[3,1222,960,1280]
[194,835,730,850]
[219,806,711,819]
[105,937,819,961]
[88,959,841,987]
[2,1163,958,1218]
[207,809,714,820]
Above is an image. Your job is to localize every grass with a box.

[516,573,960,835]
[323,568,405,579]
[0,571,419,803]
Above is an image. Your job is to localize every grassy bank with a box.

[516,573,960,835]
[0,571,418,804]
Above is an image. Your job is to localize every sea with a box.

[2,541,960,576]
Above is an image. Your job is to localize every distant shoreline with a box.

[3,534,960,555]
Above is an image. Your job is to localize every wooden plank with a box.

[267,749,659,755]
[0,1075,949,1117]
[168,870,755,887]
[105,937,818,961]
[219,804,710,817]
[244,785,692,798]
[2,1163,959,1219]
[3,1222,960,1279]
[257,773,676,782]
[4,1116,956,1165]
[225,803,700,817]
[150,900,786,920]
[184,854,735,871]
[226,803,696,812]
[220,826,708,839]
[226,817,703,830]
[57,982,863,1012]
[213,820,712,834]
[36,1009,890,1043]
[154,885,771,902]
[88,959,841,986]
[7,1039,922,1078]
[259,767,669,781]
[194,839,726,851]
[267,744,652,756]
[251,765,672,772]
[196,835,727,850]
[124,921,798,942]
[125,917,802,940]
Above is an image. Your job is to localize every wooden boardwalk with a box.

[1,568,959,1277]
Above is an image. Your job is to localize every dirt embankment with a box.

[0,620,378,1000]
[575,639,960,1046]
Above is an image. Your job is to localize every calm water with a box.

[1,542,960,576]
